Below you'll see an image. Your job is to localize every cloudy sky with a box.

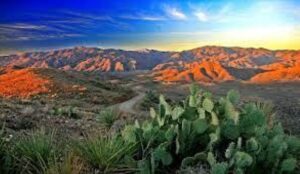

[1,0,300,55]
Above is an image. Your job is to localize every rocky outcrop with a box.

[153,61,234,83]
[248,64,300,84]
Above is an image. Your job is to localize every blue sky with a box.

[0,0,300,55]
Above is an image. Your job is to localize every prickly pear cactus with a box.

[120,85,300,174]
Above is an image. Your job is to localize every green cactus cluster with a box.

[121,84,300,173]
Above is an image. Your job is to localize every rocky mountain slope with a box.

[1,46,299,83]
[152,46,300,83]
[0,47,171,72]
[153,61,235,82]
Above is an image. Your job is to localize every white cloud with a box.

[164,6,187,20]
[61,11,113,21]
[194,11,208,22]
[120,14,165,21]
[0,23,47,30]
[0,33,84,41]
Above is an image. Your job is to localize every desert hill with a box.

[249,64,300,84]
[0,68,51,98]
[0,66,133,101]
[153,61,234,83]
[1,46,299,83]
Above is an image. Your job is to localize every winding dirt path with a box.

[111,92,146,114]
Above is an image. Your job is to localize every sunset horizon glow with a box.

[1,0,300,55]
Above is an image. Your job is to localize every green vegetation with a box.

[74,135,136,173]
[0,85,299,173]
[121,84,300,173]
[12,130,59,173]
[49,106,80,119]
[45,152,84,174]
[96,107,120,128]
[140,90,159,110]
[0,125,13,174]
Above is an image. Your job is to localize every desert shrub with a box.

[12,129,60,173]
[140,90,159,110]
[97,107,120,128]
[121,84,300,174]
[49,106,80,119]
[73,135,137,173]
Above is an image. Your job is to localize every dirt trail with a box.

[111,92,145,114]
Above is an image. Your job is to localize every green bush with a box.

[121,84,300,173]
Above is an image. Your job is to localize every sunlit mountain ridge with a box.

[1,46,299,83]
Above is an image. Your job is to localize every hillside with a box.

[249,64,300,84]
[153,61,234,83]
[153,46,300,83]
[0,47,170,72]
[0,67,134,102]
[0,68,51,98]
[1,46,300,83]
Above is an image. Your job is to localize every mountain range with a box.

[1,46,299,83]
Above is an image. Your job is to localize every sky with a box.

[0,0,300,55]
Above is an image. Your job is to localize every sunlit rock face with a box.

[248,64,300,84]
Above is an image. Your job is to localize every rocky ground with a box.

[0,69,299,139]
[0,69,135,138]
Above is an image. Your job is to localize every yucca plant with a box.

[13,129,59,173]
[74,135,137,173]
[45,152,84,174]
[97,107,120,128]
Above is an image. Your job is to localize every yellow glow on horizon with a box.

[140,26,300,51]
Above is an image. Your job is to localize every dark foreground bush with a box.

[0,85,299,173]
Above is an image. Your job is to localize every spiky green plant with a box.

[97,107,120,128]
[13,129,59,173]
[74,135,137,173]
